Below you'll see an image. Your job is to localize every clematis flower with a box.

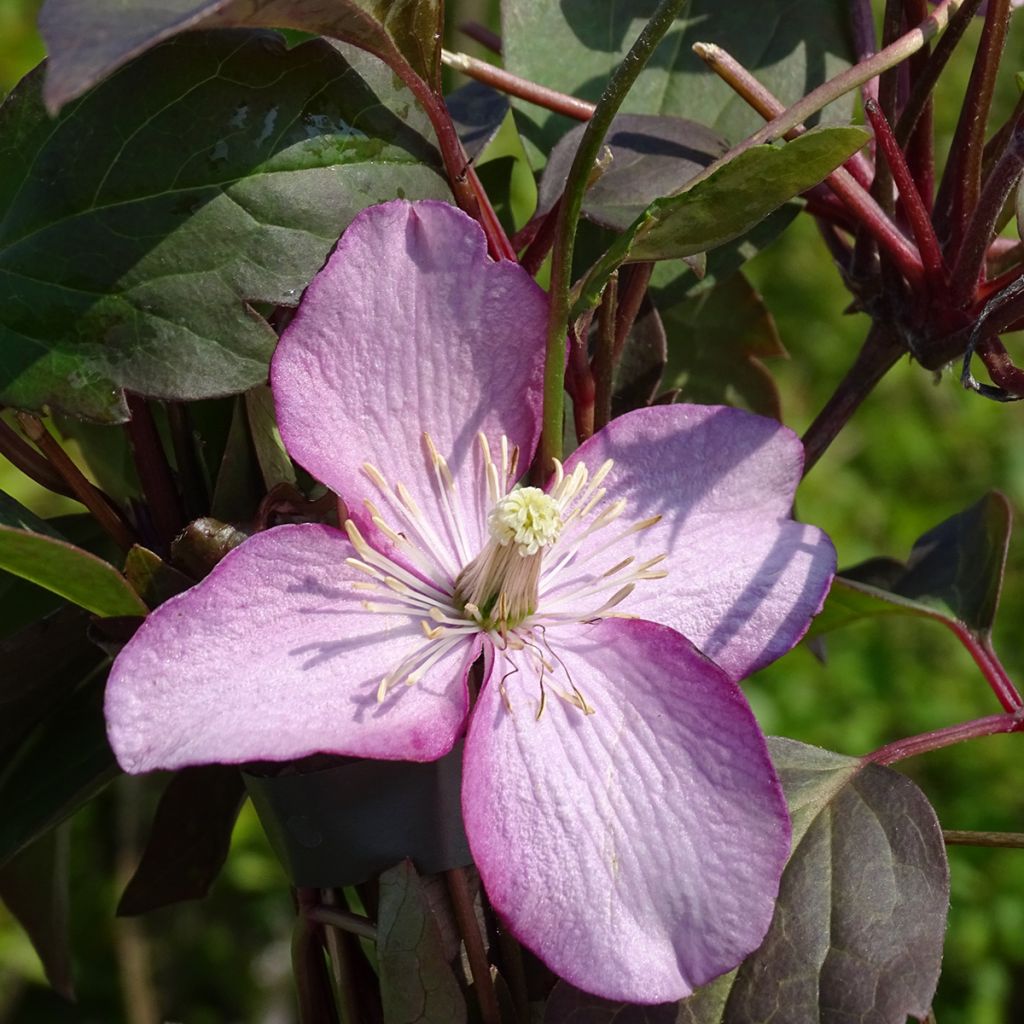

[106,200,835,1003]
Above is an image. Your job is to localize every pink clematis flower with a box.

[106,200,835,1003]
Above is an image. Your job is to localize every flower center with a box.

[455,488,562,630]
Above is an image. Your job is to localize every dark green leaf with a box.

[123,545,194,607]
[543,981,677,1021]
[572,128,868,318]
[809,492,1012,640]
[611,297,667,415]
[0,669,119,868]
[660,271,786,418]
[0,606,104,759]
[0,825,74,999]
[679,739,948,1024]
[211,396,265,523]
[537,114,728,231]
[39,0,443,111]
[245,384,296,491]
[0,525,148,617]
[118,766,246,915]
[377,860,468,1024]
[502,0,856,167]
[0,32,448,421]
[0,489,64,537]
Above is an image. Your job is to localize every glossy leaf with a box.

[571,128,869,318]
[0,670,118,868]
[678,739,948,1024]
[0,524,147,618]
[809,492,1012,640]
[660,271,786,418]
[0,825,74,999]
[118,766,247,915]
[537,114,728,231]
[39,0,443,112]
[377,860,467,1024]
[502,0,856,167]
[0,32,448,421]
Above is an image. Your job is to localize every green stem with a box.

[538,0,688,473]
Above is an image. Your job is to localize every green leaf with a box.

[117,766,246,915]
[809,492,1012,640]
[377,860,468,1024]
[571,128,869,318]
[245,384,297,491]
[502,0,856,167]
[679,739,949,1024]
[39,0,443,112]
[0,669,118,869]
[0,825,74,999]
[0,31,448,421]
[0,525,147,617]
[0,489,64,538]
[660,271,786,418]
[123,545,193,608]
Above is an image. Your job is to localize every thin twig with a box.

[304,905,378,942]
[0,415,74,498]
[458,21,502,55]
[125,394,184,552]
[442,49,593,120]
[866,709,1024,765]
[14,412,137,552]
[445,867,500,1024]
[943,830,1024,848]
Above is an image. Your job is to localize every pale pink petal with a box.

[463,619,790,1003]
[547,405,835,679]
[106,524,474,773]
[271,200,548,574]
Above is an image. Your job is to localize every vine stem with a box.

[445,867,500,1024]
[943,830,1024,848]
[865,709,1024,766]
[14,412,137,552]
[441,49,594,120]
[0,415,74,498]
[696,0,965,169]
[539,0,690,473]
[948,622,1024,711]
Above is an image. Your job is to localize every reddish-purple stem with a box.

[867,709,1024,765]
[943,620,1023,711]
[0,415,74,498]
[934,0,1011,251]
[458,21,502,54]
[125,394,185,551]
[850,0,879,104]
[864,98,947,288]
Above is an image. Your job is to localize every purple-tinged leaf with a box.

[117,766,246,915]
[0,32,448,421]
[809,492,1012,640]
[502,0,856,168]
[611,298,668,416]
[0,670,118,868]
[39,0,443,113]
[0,825,74,999]
[678,739,949,1024]
[660,272,786,419]
[377,860,468,1024]
[446,80,510,161]
[537,114,728,231]
[543,981,678,1022]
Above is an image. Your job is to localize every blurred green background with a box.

[2,0,1024,1020]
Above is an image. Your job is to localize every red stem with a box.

[943,621,1023,711]
[864,98,947,289]
[458,21,502,54]
[866,709,1024,765]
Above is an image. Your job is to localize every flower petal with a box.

[463,619,790,1003]
[549,404,835,678]
[106,524,475,773]
[272,200,548,572]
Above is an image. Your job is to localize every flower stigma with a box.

[455,487,563,629]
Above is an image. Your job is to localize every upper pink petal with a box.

[463,619,790,1004]
[105,524,474,773]
[271,200,548,574]
[550,404,835,679]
